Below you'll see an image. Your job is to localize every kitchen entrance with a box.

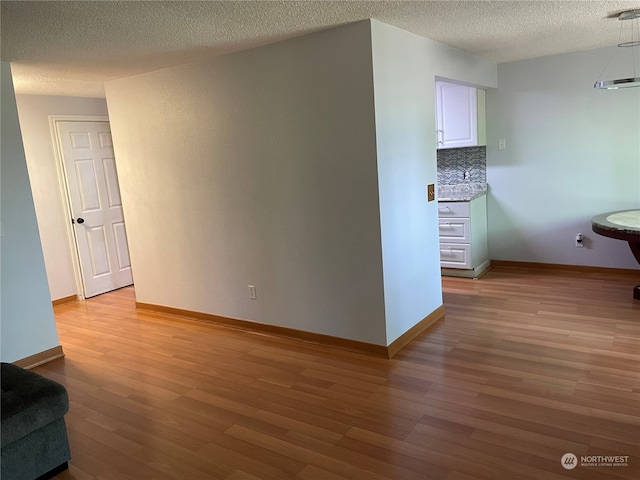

[435,79,490,278]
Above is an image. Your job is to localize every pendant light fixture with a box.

[594,9,640,89]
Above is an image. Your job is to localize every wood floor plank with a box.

[34,265,639,479]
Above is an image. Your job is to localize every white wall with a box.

[15,95,110,301]
[370,20,496,344]
[1,62,61,362]
[105,22,388,345]
[487,47,640,268]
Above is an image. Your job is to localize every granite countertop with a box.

[438,183,487,202]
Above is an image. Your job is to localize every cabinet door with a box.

[436,82,478,149]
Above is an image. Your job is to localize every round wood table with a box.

[591,209,640,300]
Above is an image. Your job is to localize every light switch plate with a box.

[427,184,435,202]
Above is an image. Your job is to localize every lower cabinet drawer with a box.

[439,243,471,269]
[438,202,470,218]
[438,218,470,242]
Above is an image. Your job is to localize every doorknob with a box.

[76,217,85,224]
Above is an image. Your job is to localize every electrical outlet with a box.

[575,233,584,248]
[427,184,435,202]
[499,139,506,150]
[248,285,257,300]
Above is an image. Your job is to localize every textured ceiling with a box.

[2,0,639,97]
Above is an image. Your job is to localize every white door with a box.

[57,121,133,298]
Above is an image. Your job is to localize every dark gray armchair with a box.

[1,362,71,480]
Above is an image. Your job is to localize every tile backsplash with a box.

[437,146,486,185]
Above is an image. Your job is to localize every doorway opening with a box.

[50,116,133,298]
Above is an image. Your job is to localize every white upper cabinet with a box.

[435,81,486,149]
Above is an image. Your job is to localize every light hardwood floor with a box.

[38,266,640,480]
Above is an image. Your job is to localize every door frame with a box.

[49,115,112,300]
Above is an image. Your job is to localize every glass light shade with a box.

[594,10,640,90]
[594,77,640,89]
